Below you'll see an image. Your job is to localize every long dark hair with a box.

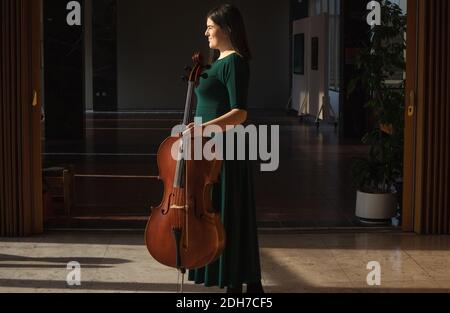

[207,4,252,60]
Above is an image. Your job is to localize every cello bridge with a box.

[170,205,189,211]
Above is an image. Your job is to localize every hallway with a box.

[42,111,385,229]
[1,231,449,293]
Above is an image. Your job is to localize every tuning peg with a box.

[184,66,192,73]
[201,73,209,79]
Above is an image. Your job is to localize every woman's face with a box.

[205,18,229,50]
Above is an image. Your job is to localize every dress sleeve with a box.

[222,55,250,110]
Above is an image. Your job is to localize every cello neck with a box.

[173,82,195,189]
[182,81,195,126]
[173,53,204,189]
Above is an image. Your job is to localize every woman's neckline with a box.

[217,52,238,62]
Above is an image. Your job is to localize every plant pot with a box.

[355,190,397,222]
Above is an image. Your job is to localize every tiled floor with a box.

[1,231,450,293]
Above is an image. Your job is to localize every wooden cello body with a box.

[145,53,225,271]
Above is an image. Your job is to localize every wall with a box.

[329,89,339,119]
[116,0,290,111]
[292,14,328,118]
[44,0,85,139]
[85,0,93,111]
[292,18,309,114]
[308,14,328,118]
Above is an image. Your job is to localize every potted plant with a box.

[351,128,404,222]
[348,1,406,224]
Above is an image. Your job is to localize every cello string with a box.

[176,138,182,230]
[181,271,185,293]
[177,269,180,293]
[185,150,189,248]
[178,137,183,231]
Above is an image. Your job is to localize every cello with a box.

[145,53,226,277]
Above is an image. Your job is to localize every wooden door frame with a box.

[403,0,433,233]
[402,0,418,232]
[30,0,44,234]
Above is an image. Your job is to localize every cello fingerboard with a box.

[174,81,195,188]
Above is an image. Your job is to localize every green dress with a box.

[187,53,262,289]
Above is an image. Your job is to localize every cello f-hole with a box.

[162,193,175,215]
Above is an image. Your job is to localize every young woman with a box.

[185,4,264,294]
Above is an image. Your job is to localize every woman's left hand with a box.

[182,123,203,137]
